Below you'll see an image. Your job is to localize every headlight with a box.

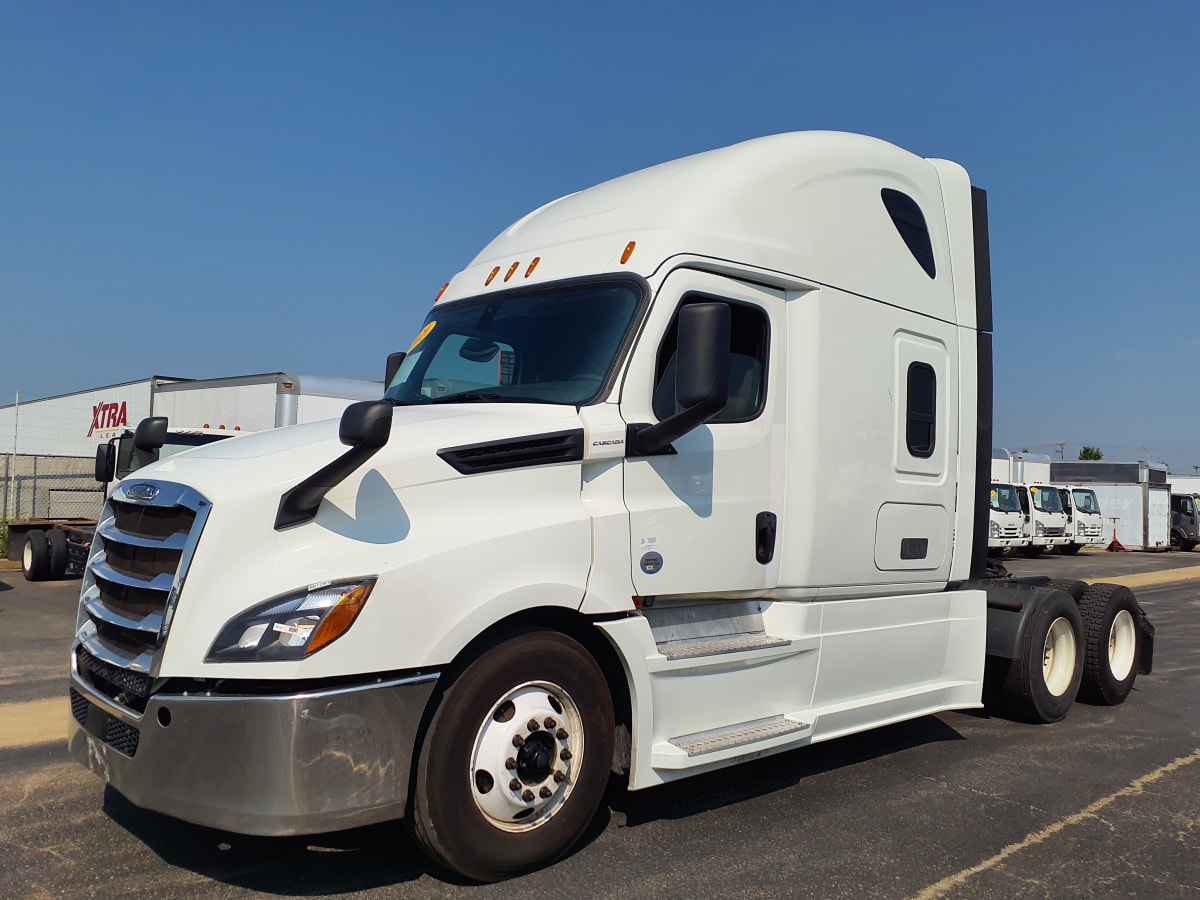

[1035,521,1046,536]
[206,578,376,662]
[989,520,1001,537]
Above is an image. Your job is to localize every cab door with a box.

[620,270,785,597]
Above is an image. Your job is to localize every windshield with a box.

[1072,489,1100,515]
[115,432,235,480]
[385,280,643,407]
[1030,485,1063,513]
[990,484,1022,513]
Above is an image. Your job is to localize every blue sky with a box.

[2,2,1197,469]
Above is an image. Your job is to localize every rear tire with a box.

[47,529,69,579]
[1059,543,1082,555]
[21,529,49,581]
[410,629,614,882]
[1076,583,1141,705]
[1002,590,1083,723]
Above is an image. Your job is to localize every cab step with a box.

[656,632,791,660]
[653,714,813,768]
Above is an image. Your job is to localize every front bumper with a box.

[68,657,439,836]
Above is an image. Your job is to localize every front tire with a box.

[1077,583,1141,705]
[1002,590,1084,723]
[21,529,49,581]
[1021,545,1044,558]
[410,629,614,882]
[1059,543,1082,555]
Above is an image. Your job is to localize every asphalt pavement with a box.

[0,551,1197,897]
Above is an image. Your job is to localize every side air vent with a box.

[438,429,585,475]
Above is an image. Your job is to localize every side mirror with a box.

[95,442,115,484]
[384,351,406,387]
[339,400,394,450]
[276,401,394,530]
[134,416,169,453]
[133,416,169,469]
[629,302,731,456]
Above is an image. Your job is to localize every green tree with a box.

[1079,446,1103,460]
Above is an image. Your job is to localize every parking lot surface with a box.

[0,551,1197,897]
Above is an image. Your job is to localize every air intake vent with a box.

[438,429,585,475]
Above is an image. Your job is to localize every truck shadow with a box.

[103,787,438,892]
[611,714,965,827]
[102,784,613,892]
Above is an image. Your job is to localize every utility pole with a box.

[1056,442,1065,459]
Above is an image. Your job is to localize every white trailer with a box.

[1050,461,1171,551]
[66,132,1155,881]
[151,373,382,432]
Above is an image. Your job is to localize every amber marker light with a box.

[525,257,541,278]
[621,241,636,264]
[435,282,450,302]
[306,581,374,655]
[485,266,501,286]
[504,261,520,282]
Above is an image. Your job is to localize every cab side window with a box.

[906,362,936,458]
[652,299,769,423]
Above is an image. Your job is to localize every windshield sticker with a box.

[409,321,436,352]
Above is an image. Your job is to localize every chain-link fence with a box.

[1,454,105,522]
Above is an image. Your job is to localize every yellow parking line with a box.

[0,698,67,749]
[1083,564,1200,590]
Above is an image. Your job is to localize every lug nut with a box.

[522,789,535,802]
[543,717,556,729]
[553,771,566,783]
[560,748,572,761]
[505,757,517,770]
[509,778,521,791]
[556,727,568,739]
[527,719,540,731]
[512,735,525,748]
[540,786,552,798]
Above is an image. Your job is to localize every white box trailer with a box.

[1051,461,1170,551]
[150,373,383,432]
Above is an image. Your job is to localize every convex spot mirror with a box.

[459,337,500,363]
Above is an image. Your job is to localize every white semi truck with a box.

[66,132,1155,882]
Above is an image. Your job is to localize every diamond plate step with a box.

[656,632,791,661]
[668,715,810,757]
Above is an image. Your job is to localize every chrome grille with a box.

[75,481,211,716]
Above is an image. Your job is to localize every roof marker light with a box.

[525,257,541,278]
[504,261,520,282]
[485,267,501,286]
[435,282,449,302]
[621,241,636,264]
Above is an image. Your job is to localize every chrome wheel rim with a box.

[470,680,583,832]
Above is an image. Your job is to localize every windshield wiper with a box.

[430,392,504,404]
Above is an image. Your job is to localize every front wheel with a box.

[1002,589,1084,723]
[1059,543,1082,556]
[1077,583,1141,705]
[410,630,614,882]
[1021,545,1044,558]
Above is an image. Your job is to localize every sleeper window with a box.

[906,362,936,457]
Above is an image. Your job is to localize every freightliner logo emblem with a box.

[126,483,159,502]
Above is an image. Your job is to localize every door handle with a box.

[756,511,777,564]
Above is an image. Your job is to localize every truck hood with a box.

[131,402,584,505]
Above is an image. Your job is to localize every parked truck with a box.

[989,449,1028,555]
[1169,493,1199,551]
[993,450,1070,556]
[14,373,381,580]
[1056,484,1106,554]
[66,132,1154,882]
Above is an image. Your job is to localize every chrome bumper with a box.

[68,660,438,836]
